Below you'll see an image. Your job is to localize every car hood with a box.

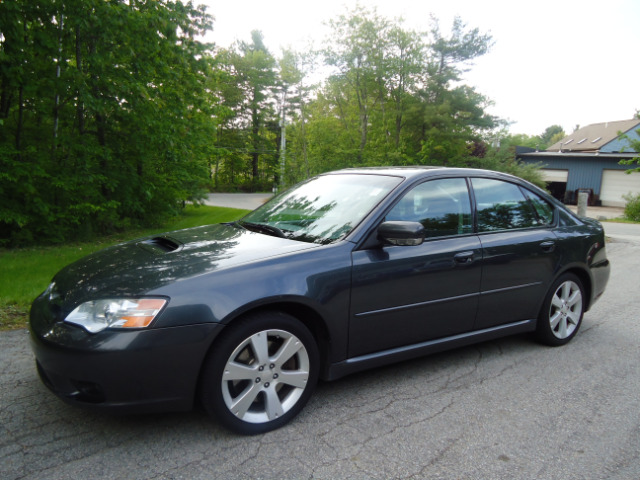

[50,223,317,309]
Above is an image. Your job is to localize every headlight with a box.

[64,298,167,333]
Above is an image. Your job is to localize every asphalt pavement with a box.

[1,225,639,479]
[602,221,640,242]
[203,193,272,210]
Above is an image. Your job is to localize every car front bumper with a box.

[30,297,223,414]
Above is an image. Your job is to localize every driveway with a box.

[602,221,640,242]
[204,193,272,210]
[2,239,639,479]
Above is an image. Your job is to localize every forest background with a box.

[0,0,565,246]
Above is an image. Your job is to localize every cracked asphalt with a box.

[2,239,639,480]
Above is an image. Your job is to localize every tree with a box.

[276,48,318,183]
[385,25,425,150]
[540,124,565,146]
[214,31,278,190]
[0,0,218,245]
[418,84,496,164]
[426,16,492,92]
[416,16,495,164]
[236,31,277,183]
[459,144,546,188]
[323,6,391,163]
[273,7,499,178]
[617,112,640,220]
[491,124,568,152]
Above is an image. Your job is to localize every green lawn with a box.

[0,205,249,331]
[603,217,638,224]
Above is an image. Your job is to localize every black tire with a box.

[536,273,585,346]
[200,311,319,435]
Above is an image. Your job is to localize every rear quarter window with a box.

[522,188,555,225]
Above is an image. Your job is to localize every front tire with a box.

[536,273,585,346]
[200,311,319,435]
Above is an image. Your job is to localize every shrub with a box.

[623,193,640,222]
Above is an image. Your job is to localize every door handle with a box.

[540,241,556,253]
[454,251,475,264]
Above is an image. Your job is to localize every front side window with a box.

[471,178,539,232]
[386,178,473,238]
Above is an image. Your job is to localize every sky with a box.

[197,0,640,137]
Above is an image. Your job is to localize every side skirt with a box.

[324,319,537,381]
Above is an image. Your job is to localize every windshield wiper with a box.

[239,221,286,239]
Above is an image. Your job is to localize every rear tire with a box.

[536,273,585,346]
[200,311,319,435]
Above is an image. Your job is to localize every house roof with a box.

[547,118,640,153]
[518,151,637,159]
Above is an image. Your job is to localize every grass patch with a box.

[0,205,249,331]
[601,217,639,224]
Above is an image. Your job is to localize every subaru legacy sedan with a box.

[30,167,610,434]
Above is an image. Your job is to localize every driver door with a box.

[349,177,482,357]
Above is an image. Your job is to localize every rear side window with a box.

[522,189,554,225]
[471,178,539,232]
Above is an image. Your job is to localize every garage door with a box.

[540,169,568,183]
[600,169,640,207]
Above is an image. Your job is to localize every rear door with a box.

[470,177,561,329]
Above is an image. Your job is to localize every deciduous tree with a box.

[0,0,217,245]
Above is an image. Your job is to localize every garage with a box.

[600,169,640,207]
[540,169,568,202]
[540,169,569,183]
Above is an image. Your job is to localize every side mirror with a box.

[378,221,425,246]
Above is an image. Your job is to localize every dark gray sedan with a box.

[30,167,610,434]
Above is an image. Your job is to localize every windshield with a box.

[240,174,402,244]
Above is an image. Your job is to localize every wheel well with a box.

[259,302,332,367]
[194,302,332,406]
[563,267,593,310]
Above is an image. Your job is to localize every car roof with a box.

[329,166,443,178]
[327,166,520,182]
[325,166,554,203]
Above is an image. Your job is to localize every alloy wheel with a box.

[548,280,583,339]
[221,329,310,424]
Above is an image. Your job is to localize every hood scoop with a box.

[137,236,183,254]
